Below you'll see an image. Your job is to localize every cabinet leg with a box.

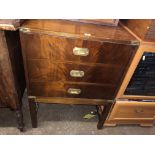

[96,102,113,130]
[15,109,24,132]
[28,98,38,128]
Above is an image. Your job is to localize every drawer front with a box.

[20,33,137,65]
[27,60,122,85]
[109,101,155,120]
[29,82,116,99]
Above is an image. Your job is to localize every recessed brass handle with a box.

[20,28,31,33]
[73,47,89,56]
[70,70,85,77]
[67,88,81,95]
[135,109,143,113]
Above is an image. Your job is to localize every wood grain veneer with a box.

[20,20,139,129]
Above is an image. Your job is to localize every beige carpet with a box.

[0,93,155,135]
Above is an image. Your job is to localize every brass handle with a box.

[70,70,85,77]
[135,109,143,113]
[67,88,81,95]
[73,47,89,56]
[20,28,31,33]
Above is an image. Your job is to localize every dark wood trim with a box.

[97,102,114,129]
[28,98,38,128]
[33,96,113,105]
[15,108,24,132]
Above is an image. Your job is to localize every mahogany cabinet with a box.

[19,20,139,129]
[0,20,25,131]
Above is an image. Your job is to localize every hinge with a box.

[131,40,140,46]
[20,28,31,33]
[28,96,36,99]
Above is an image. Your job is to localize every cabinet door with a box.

[125,52,155,96]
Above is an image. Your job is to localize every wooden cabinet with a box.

[106,20,155,127]
[0,20,25,131]
[105,100,155,126]
[117,20,155,100]
[19,19,139,129]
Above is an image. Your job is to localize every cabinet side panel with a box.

[0,30,17,109]
[5,30,26,101]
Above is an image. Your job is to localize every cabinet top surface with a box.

[0,19,24,31]
[21,19,138,44]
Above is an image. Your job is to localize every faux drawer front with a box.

[29,82,116,99]
[20,33,137,65]
[27,60,122,85]
[108,101,155,121]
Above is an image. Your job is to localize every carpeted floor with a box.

[0,93,155,135]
